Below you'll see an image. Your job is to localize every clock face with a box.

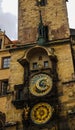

[29,74,52,96]
[31,103,53,124]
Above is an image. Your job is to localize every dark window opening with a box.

[39,27,44,36]
[2,57,10,69]
[0,39,2,49]
[44,61,48,67]
[36,0,47,6]
[38,24,48,40]
[14,85,23,100]
[0,80,8,95]
[72,49,75,72]
[38,25,49,42]
[16,89,23,100]
[5,45,10,49]
[24,62,29,79]
[33,62,37,69]
[44,26,49,42]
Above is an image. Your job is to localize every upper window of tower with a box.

[36,0,47,6]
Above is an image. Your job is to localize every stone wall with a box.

[18,0,70,44]
[0,42,75,129]
[6,43,74,122]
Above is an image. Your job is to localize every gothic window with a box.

[2,57,10,69]
[0,80,8,96]
[36,0,47,6]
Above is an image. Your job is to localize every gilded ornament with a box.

[31,103,53,124]
[29,74,52,96]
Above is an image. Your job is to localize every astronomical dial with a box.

[31,102,53,124]
[29,74,52,96]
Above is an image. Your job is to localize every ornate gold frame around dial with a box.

[31,102,53,124]
[29,74,52,96]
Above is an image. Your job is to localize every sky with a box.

[0,0,18,40]
[0,0,75,40]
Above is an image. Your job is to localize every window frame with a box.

[2,56,11,69]
[33,62,37,69]
[44,61,49,68]
[0,79,8,96]
[14,84,24,100]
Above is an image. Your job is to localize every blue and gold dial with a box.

[29,74,52,96]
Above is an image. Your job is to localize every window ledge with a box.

[0,68,10,70]
[0,94,7,98]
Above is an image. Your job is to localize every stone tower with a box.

[1,1,75,130]
[18,0,70,44]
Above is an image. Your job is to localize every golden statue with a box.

[23,105,30,120]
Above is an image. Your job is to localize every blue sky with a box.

[0,0,75,40]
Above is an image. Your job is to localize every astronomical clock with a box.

[17,45,58,130]
[29,70,57,126]
[29,73,52,97]
[18,45,58,130]
[29,73,54,125]
[31,102,53,125]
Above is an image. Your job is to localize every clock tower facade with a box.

[18,0,70,44]
[8,0,75,130]
[0,0,75,130]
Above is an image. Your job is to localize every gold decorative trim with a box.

[31,103,53,124]
[29,74,52,96]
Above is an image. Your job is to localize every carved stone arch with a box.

[18,46,56,66]
[25,46,52,61]
[24,46,54,72]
